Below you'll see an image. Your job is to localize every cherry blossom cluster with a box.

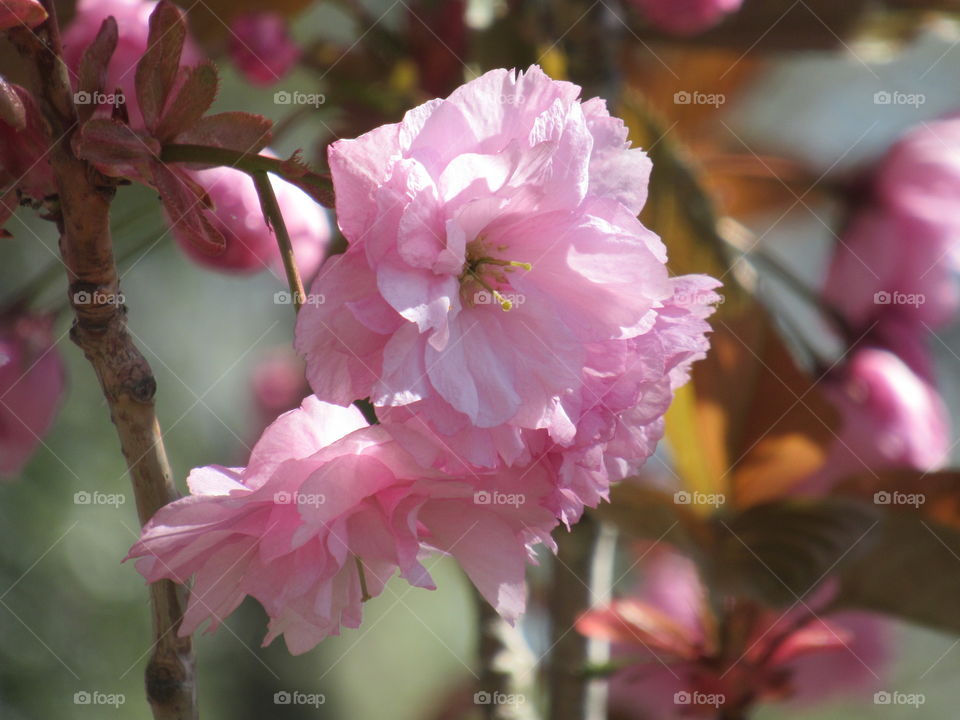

[129,66,721,652]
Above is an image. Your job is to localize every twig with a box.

[10,18,196,720]
[161,143,334,207]
[251,170,306,312]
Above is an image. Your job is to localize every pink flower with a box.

[128,396,558,653]
[0,314,65,478]
[824,114,960,377]
[0,0,47,30]
[577,547,888,718]
[629,0,743,36]
[228,12,300,86]
[62,0,201,126]
[799,347,949,494]
[295,67,718,507]
[172,163,331,278]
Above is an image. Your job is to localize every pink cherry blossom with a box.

[798,347,949,494]
[629,0,743,36]
[129,396,558,653]
[172,163,331,279]
[0,314,65,478]
[228,12,300,86]
[295,67,718,511]
[577,547,888,718]
[824,114,960,378]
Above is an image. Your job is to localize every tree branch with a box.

[10,21,196,720]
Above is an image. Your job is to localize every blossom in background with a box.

[577,547,888,718]
[0,314,65,478]
[172,163,331,279]
[799,347,950,495]
[129,396,558,653]
[228,12,300,86]
[295,66,718,519]
[824,114,960,379]
[629,0,743,36]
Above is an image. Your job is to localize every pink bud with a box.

[228,12,300,86]
[171,164,331,279]
[0,0,47,30]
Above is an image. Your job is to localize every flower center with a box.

[459,238,531,311]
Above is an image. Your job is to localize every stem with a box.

[11,21,196,720]
[548,514,611,720]
[161,143,334,207]
[251,170,306,313]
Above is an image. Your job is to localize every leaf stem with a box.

[251,170,306,314]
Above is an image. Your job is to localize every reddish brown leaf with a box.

[153,162,225,255]
[73,118,160,169]
[174,111,272,154]
[154,61,219,141]
[135,0,187,131]
[76,16,119,123]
